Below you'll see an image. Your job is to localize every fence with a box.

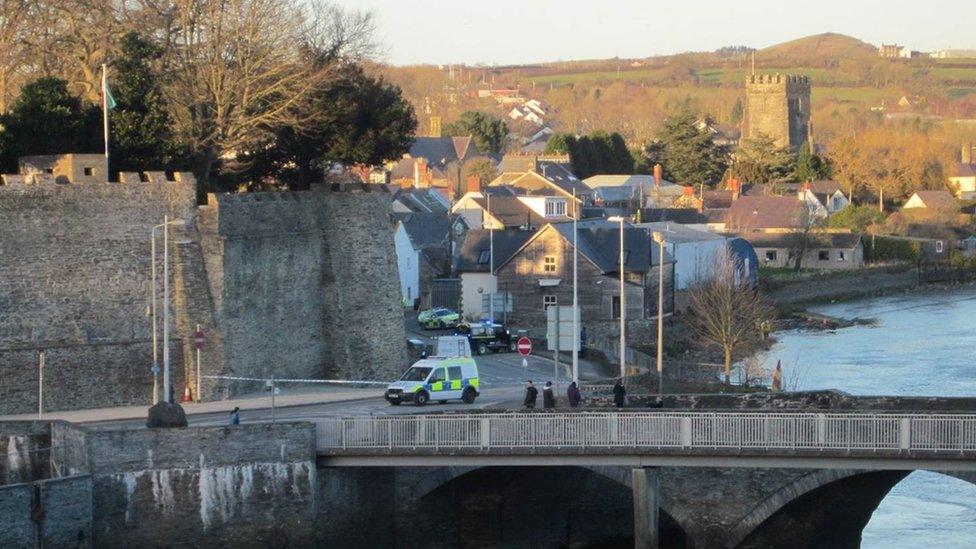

[316,412,976,453]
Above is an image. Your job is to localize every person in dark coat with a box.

[567,382,582,408]
[543,381,556,409]
[612,380,626,408]
[229,407,241,425]
[524,381,538,409]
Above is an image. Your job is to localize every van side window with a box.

[429,368,446,383]
[448,366,462,380]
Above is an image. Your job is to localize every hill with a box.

[758,33,877,66]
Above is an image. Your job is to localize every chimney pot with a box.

[683,186,694,196]
[653,164,663,187]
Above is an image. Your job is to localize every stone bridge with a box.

[315,411,976,547]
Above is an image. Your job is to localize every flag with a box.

[102,71,117,111]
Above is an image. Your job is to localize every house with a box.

[741,232,864,270]
[903,190,958,212]
[451,192,572,230]
[583,165,683,208]
[388,136,489,199]
[393,212,454,308]
[798,180,850,215]
[455,229,535,321]
[488,160,590,215]
[637,208,708,225]
[636,223,728,290]
[391,187,450,214]
[495,220,675,341]
[948,144,976,199]
[725,196,815,230]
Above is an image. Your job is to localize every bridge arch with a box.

[729,469,976,549]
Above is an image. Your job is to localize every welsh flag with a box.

[102,68,117,110]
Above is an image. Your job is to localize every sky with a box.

[344,0,974,66]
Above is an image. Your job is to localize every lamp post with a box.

[572,190,579,384]
[652,231,666,397]
[488,192,494,323]
[619,217,626,380]
[151,216,185,404]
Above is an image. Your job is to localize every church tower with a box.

[743,74,811,149]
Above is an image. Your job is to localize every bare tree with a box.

[686,247,776,384]
[0,0,37,112]
[784,205,826,271]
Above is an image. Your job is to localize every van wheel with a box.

[509,341,518,352]
[389,400,401,406]
[415,391,429,406]
[462,388,476,404]
[477,343,488,355]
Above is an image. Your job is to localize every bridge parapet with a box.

[316,412,976,469]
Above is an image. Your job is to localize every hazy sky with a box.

[346,0,973,66]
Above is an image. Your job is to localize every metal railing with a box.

[315,412,976,454]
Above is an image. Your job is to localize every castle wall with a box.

[0,175,197,414]
[198,185,407,385]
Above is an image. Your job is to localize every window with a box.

[611,295,622,319]
[429,368,446,383]
[478,250,491,264]
[543,256,556,273]
[818,250,830,261]
[448,366,462,381]
[765,250,777,261]
[545,199,566,217]
[838,251,847,262]
[83,167,94,176]
[543,295,557,311]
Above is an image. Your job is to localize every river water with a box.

[756,287,976,548]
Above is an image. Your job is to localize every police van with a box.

[385,336,480,406]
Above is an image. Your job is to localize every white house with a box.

[451,191,571,230]
[636,222,728,290]
[393,220,419,305]
[797,181,850,215]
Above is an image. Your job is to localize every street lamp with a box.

[151,215,185,404]
[619,217,626,380]
[652,231,666,397]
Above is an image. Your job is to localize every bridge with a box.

[316,411,976,547]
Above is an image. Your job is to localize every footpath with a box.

[0,384,379,424]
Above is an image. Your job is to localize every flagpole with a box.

[101,64,110,167]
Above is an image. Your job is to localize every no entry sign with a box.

[194,329,205,350]
[517,337,532,356]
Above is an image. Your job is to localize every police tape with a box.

[201,375,388,386]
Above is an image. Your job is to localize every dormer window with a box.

[545,199,566,217]
[478,250,491,264]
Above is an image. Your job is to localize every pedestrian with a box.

[613,380,626,408]
[229,407,240,426]
[567,381,582,408]
[543,381,555,409]
[523,381,538,409]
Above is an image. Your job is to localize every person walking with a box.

[523,381,538,409]
[567,381,582,408]
[543,381,556,409]
[229,407,241,426]
[613,380,626,408]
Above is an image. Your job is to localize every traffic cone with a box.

[181,385,193,403]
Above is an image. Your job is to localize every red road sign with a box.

[194,330,205,350]
[517,337,532,356]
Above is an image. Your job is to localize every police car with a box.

[385,336,480,406]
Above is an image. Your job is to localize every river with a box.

[756,287,976,548]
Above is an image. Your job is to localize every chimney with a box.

[802,180,811,192]
[683,185,694,196]
[653,164,663,187]
[730,178,741,201]
[415,158,429,189]
[963,143,973,165]
[466,175,481,194]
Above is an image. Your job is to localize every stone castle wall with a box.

[0,174,197,414]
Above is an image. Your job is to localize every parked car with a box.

[455,322,518,355]
[418,308,460,329]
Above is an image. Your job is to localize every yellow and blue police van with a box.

[386,336,480,406]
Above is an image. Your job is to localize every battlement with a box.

[745,74,811,87]
[0,170,196,188]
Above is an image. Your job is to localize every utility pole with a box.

[38,351,44,419]
[572,190,579,384]
[653,232,666,397]
[488,192,494,322]
[619,217,626,380]
[163,214,171,403]
[151,233,158,404]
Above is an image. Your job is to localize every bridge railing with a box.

[315,412,976,453]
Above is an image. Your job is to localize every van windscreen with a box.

[400,366,432,382]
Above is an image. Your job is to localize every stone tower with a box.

[743,74,811,149]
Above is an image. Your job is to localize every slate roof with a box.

[950,163,976,178]
[392,188,450,213]
[726,196,806,229]
[909,190,959,211]
[548,221,673,273]
[639,208,707,224]
[702,190,735,209]
[593,185,639,203]
[407,136,474,166]
[396,212,451,249]
[536,162,589,195]
[583,175,675,188]
[636,222,725,244]
[733,232,862,250]
[456,229,535,273]
[470,195,556,228]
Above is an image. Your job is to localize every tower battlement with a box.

[743,74,812,149]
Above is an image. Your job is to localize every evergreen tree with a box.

[110,33,181,173]
[733,134,796,184]
[609,133,635,173]
[443,111,508,154]
[544,133,573,155]
[645,110,729,186]
[0,77,100,171]
[794,142,831,182]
